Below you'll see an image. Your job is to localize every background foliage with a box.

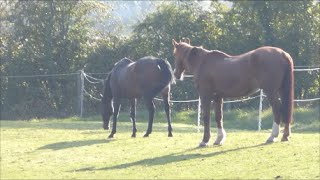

[1,1,319,119]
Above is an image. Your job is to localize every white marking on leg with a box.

[267,122,280,143]
[271,122,280,137]
[213,128,226,145]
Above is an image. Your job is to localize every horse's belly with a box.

[216,78,260,98]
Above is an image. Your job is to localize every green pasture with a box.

[1,107,319,179]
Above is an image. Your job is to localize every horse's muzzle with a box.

[174,70,184,80]
[173,70,181,80]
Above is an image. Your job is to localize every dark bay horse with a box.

[102,56,175,138]
[172,39,294,146]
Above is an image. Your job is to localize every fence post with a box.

[77,70,84,118]
[197,96,201,133]
[258,89,263,131]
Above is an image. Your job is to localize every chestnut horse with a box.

[101,56,174,138]
[172,39,294,146]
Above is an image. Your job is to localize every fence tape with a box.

[154,97,199,103]
[1,73,78,78]
[294,67,320,72]
[294,97,320,102]
[83,88,102,101]
[154,94,262,103]
[83,73,104,84]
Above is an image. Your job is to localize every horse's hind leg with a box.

[129,98,137,138]
[266,92,281,143]
[161,87,173,137]
[213,97,226,145]
[108,99,121,138]
[143,97,155,137]
[199,96,212,147]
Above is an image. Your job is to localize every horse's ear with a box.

[180,38,191,44]
[172,39,178,47]
[186,38,191,44]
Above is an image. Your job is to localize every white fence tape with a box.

[1,73,78,78]
[294,67,320,71]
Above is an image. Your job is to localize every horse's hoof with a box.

[213,141,224,146]
[266,136,277,143]
[281,136,290,142]
[108,135,114,139]
[199,141,209,147]
[143,134,149,137]
[131,134,136,138]
[168,133,173,137]
[213,137,226,145]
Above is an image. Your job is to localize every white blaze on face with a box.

[179,72,184,80]
[173,69,184,80]
[157,65,161,70]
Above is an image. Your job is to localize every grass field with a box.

[1,107,319,179]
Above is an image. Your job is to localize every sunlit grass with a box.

[0,107,319,179]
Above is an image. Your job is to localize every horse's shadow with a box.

[73,142,271,172]
[37,139,110,151]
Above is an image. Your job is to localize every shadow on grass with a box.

[37,139,110,151]
[72,142,272,172]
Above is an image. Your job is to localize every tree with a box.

[0,0,110,119]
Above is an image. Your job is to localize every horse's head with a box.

[172,38,191,80]
[101,75,114,130]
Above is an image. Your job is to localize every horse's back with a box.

[110,56,172,98]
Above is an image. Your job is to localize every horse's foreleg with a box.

[266,93,281,143]
[129,98,137,138]
[108,100,121,139]
[199,97,212,147]
[213,97,226,145]
[143,98,155,137]
[162,88,173,137]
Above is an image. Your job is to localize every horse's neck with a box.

[186,49,231,74]
[187,58,201,75]
[186,49,209,74]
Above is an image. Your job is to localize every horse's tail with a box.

[281,52,294,125]
[147,59,174,98]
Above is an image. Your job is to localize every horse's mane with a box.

[179,43,231,60]
[210,50,231,57]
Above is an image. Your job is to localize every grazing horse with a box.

[172,39,294,146]
[101,56,175,138]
